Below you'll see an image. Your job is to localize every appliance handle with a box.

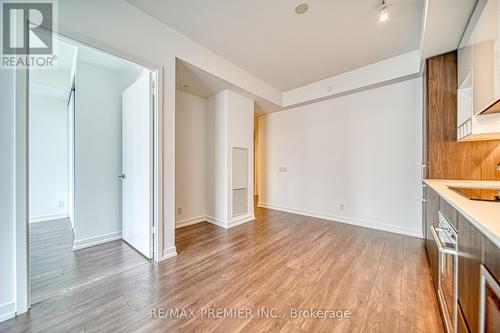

[431,225,457,255]
[479,265,500,333]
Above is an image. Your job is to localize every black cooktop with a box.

[449,187,500,202]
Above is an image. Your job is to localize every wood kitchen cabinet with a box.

[425,51,500,181]
[458,214,483,333]
[483,236,500,283]
[424,184,440,289]
[458,214,500,333]
[457,304,470,333]
[439,196,458,230]
[424,186,500,333]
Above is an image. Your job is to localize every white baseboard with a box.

[206,213,255,229]
[258,202,422,238]
[229,213,255,228]
[0,301,15,323]
[176,216,206,229]
[29,213,68,223]
[160,246,177,261]
[175,214,256,230]
[205,215,227,229]
[73,231,122,250]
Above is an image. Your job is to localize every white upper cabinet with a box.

[457,39,473,128]
[457,0,500,141]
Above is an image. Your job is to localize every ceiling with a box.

[421,0,477,59]
[176,60,280,115]
[127,0,423,91]
[30,37,146,101]
[77,46,145,80]
[176,60,231,99]
[30,38,77,100]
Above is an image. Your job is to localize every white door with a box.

[121,72,152,258]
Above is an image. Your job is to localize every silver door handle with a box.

[430,225,457,255]
[118,174,126,179]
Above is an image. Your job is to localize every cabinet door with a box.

[473,40,495,114]
[439,196,458,230]
[482,236,500,284]
[457,36,473,129]
[458,214,483,333]
[458,40,472,89]
[458,303,470,333]
[471,0,498,114]
[425,186,440,289]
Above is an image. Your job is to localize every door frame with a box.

[15,30,165,315]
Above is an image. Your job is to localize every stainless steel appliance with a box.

[479,265,500,333]
[431,211,458,333]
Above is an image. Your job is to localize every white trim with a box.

[153,68,164,262]
[73,231,122,251]
[0,301,16,323]
[282,50,421,107]
[15,57,30,315]
[176,216,206,229]
[206,213,255,229]
[160,246,177,261]
[229,213,255,228]
[29,213,68,223]
[258,202,422,238]
[205,216,227,229]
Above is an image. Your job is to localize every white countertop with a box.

[424,179,500,247]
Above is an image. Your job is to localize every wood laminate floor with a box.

[1,205,444,332]
[28,218,148,305]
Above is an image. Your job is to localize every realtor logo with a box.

[1,0,57,68]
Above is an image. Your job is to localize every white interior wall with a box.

[259,78,423,237]
[0,70,16,321]
[177,89,255,228]
[227,90,255,223]
[28,93,69,222]
[68,91,75,229]
[205,91,229,223]
[205,90,255,227]
[73,61,137,249]
[175,90,207,228]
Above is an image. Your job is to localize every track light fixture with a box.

[379,0,389,22]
